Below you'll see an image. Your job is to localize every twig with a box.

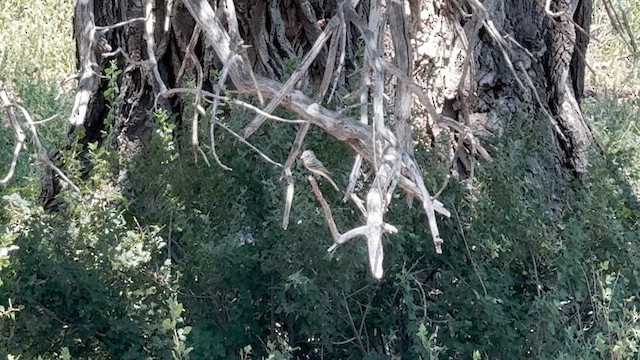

[316,17,341,101]
[94,17,148,32]
[189,53,210,165]
[15,105,80,193]
[144,0,167,93]
[281,123,310,229]
[31,113,61,125]
[1,83,79,192]
[209,46,234,171]
[453,206,487,296]
[164,0,175,32]
[308,176,341,240]
[465,0,527,92]
[214,121,282,168]
[433,131,466,199]
[342,154,363,203]
[282,168,294,230]
[437,116,493,162]
[222,0,265,107]
[348,193,367,217]
[529,241,542,298]
[176,26,202,84]
[102,47,153,68]
[342,296,366,355]
[328,8,348,102]
[196,146,211,167]
[410,273,429,324]
[515,62,568,142]
[158,88,307,123]
[544,0,565,18]
[402,152,443,254]
[0,83,26,185]
[343,59,372,203]
[224,99,307,124]
[56,74,79,100]
[239,14,341,139]
[331,337,358,345]
[357,290,376,345]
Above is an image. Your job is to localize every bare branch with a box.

[144,0,168,94]
[180,0,452,278]
[403,153,443,254]
[308,176,341,240]
[0,83,26,185]
[282,168,294,230]
[15,105,80,193]
[280,123,310,229]
[215,121,283,168]
[176,26,202,84]
[158,88,307,123]
[94,17,147,32]
[342,154,363,203]
[189,53,207,164]
[209,40,234,172]
[239,14,341,139]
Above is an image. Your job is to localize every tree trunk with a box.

[414,0,595,177]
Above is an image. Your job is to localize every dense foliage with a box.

[3,78,640,358]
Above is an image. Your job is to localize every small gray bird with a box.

[301,150,340,191]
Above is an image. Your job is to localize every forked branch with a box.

[180,0,450,278]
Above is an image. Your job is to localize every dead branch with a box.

[189,53,208,164]
[157,88,307,123]
[176,26,202,84]
[1,82,79,192]
[209,37,234,172]
[70,3,146,126]
[144,0,167,94]
[239,14,341,139]
[308,176,341,240]
[0,82,26,185]
[282,167,294,230]
[280,123,312,230]
[181,0,451,277]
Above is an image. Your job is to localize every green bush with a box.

[3,86,640,359]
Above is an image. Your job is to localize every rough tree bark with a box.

[49,0,594,284]
[413,0,595,177]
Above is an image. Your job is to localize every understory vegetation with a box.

[2,0,640,359]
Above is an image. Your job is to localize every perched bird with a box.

[301,150,340,191]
